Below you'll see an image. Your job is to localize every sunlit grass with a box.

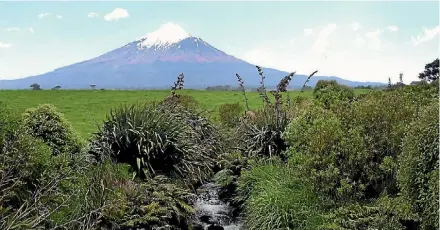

[0,89,370,138]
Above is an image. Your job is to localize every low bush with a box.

[107,175,195,229]
[320,196,416,230]
[284,88,434,202]
[219,103,244,128]
[22,104,84,155]
[313,80,355,108]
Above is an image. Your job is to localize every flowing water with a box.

[192,182,242,230]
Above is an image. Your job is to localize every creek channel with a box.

[191,182,242,230]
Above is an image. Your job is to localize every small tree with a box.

[89,84,96,90]
[30,83,41,90]
[418,58,439,82]
[52,85,61,90]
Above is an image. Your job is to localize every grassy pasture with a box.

[0,89,370,138]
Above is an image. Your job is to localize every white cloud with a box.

[311,23,337,55]
[104,8,129,21]
[28,27,34,33]
[38,13,51,19]
[365,29,383,50]
[387,25,398,32]
[4,27,20,32]
[303,28,313,36]
[411,25,440,45]
[56,15,63,19]
[289,38,295,45]
[0,42,12,48]
[88,12,99,18]
[351,21,361,32]
[353,35,365,46]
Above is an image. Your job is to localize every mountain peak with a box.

[137,22,190,50]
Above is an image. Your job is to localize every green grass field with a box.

[0,89,370,138]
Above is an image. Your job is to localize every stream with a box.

[192,182,242,230]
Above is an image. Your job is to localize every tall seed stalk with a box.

[236,73,250,112]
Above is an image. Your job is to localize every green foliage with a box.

[236,159,325,230]
[320,196,416,230]
[219,103,244,128]
[285,88,435,202]
[0,127,103,229]
[90,101,221,184]
[313,80,355,108]
[397,102,439,230]
[22,104,84,155]
[163,94,200,111]
[109,175,195,229]
[0,102,20,142]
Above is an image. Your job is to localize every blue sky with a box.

[0,1,439,83]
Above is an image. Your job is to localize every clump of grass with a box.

[236,159,325,230]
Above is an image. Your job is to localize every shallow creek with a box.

[192,182,242,230]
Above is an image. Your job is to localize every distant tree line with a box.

[205,85,240,91]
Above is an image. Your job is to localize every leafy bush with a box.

[107,175,195,229]
[320,196,416,230]
[163,94,200,112]
[0,127,103,229]
[397,102,439,230]
[90,101,220,184]
[22,104,84,155]
[0,102,20,142]
[285,88,434,202]
[236,159,324,230]
[313,80,355,108]
[219,103,244,128]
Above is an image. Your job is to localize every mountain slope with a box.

[0,23,385,89]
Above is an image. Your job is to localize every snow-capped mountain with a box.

[0,23,384,89]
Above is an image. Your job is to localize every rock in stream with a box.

[193,182,242,230]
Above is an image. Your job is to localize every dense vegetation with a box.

[0,60,438,229]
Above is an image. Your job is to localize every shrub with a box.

[320,196,416,230]
[284,88,431,202]
[90,101,219,184]
[0,129,100,229]
[163,94,200,111]
[397,102,439,230]
[0,101,20,142]
[22,104,84,155]
[313,80,355,108]
[219,103,244,128]
[108,175,195,229]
